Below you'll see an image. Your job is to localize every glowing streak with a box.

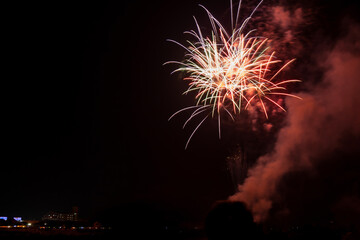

[264,96,286,112]
[259,97,268,119]
[168,106,201,121]
[185,115,209,149]
[183,105,211,129]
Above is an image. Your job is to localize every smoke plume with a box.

[230,24,360,226]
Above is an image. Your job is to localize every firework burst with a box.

[166,0,301,149]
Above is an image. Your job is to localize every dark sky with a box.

[2,0,360,225]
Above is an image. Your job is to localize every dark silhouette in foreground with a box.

[205,201,262,240]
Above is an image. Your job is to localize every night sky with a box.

[2,0,360,229]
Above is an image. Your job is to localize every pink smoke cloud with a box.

[229,25,360,223]
[272,6,303,30]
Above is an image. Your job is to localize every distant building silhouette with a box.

[72,206,79,221]
[42,206,79,222]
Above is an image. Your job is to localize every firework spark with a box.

[166,0,301,149]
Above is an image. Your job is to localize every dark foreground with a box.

[1,202,358,240]
[0,228,207,240]
[1,227,359,240]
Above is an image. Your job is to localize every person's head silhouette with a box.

[205,201,261,240]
